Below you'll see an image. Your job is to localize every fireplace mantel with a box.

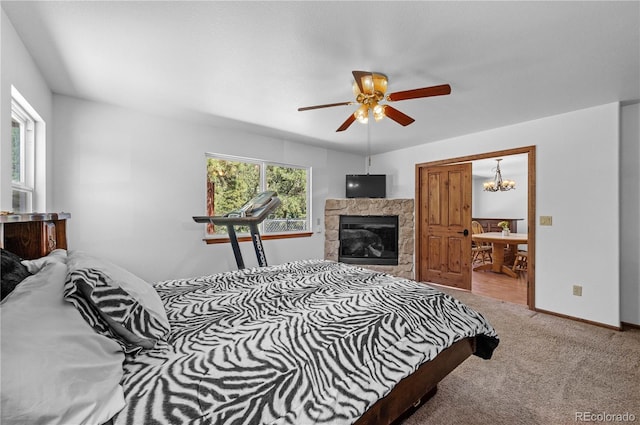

[324,198,414,279]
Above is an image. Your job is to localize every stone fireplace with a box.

[325,198,414,279]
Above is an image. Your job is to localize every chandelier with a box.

[483,159,516,192]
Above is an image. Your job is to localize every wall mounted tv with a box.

[346,174,386,198]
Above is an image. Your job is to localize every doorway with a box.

[415,146,536,310]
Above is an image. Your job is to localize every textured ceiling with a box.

[3,1,639,155]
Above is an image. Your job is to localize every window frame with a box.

[203,153,312,242]
[11,96,36,212]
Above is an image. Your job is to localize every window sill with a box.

[203,232,314,245]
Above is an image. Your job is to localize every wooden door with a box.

[417,163,472,289]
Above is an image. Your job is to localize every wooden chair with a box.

[471,221,492,264]
[512,251,528,273]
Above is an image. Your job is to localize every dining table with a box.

[472,232,528,278]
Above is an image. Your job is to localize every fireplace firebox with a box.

[339,215,399,266]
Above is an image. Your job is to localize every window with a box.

[11,95,36,212]
[205,154,311,238]
[10,86,45,213]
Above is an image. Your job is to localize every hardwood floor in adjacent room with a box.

[471,268,528,305]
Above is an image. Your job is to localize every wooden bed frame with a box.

[355,337,476,425]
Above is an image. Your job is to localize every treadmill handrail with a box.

[193,197,281,226]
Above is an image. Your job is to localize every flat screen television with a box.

[346,174,386,198]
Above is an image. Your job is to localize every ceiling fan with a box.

[298,70,451,132]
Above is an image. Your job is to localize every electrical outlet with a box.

[540,216,553,226]
[572,285,582,296]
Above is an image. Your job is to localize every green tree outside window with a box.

[206,156,309,236]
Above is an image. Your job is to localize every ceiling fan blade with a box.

[336,114,356,132]
[352,70,372,94]
[298,101,353,111]
[386,84,451,102]
[384,105,415,126]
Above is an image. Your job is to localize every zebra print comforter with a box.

[113,260,498,425]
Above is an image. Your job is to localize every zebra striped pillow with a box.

[64,251,170,353]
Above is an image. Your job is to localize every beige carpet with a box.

[403,288,640,425]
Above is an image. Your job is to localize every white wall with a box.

[52,95,365,281]
[371,103,621,327]
[620,103,640,326]
[473,167,528,233]
[0,9,53,210]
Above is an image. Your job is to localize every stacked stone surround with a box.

[324,198,414,279]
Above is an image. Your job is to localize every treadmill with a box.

[193,191,281,269]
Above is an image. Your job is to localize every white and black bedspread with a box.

[114,260,498,425]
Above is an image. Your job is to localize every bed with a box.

[1,248,498,425]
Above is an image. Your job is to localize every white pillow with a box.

[0,261,125,425]
[20,248,67,273]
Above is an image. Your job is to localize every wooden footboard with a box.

[354,337,476,425]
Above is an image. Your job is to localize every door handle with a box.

[457,229,469,236]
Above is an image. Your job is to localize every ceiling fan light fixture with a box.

[372,73,388,95]
[361,75,374,94]
[355,104,369,123]
[352,81,362,96]
[373,103,385,121]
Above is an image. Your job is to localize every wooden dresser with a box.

[0,212,70,260]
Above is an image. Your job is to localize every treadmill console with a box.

[227,191,278,218]
[193,191,281,269]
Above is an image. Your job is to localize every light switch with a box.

[540,216,553,226]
